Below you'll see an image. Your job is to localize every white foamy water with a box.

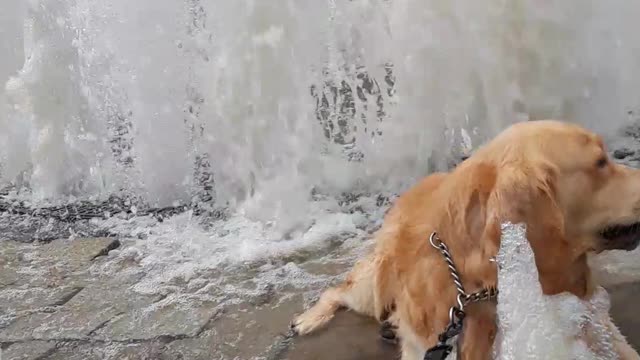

[3,0,640,330]
[495,223,619,360]
[3,0,640,205]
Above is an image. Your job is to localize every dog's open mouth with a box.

[599,222,640,251]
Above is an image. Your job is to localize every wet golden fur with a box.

[292,120,640,359]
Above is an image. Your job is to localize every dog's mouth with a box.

[598,222,640,251]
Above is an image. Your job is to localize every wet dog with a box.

[292,120,640,359]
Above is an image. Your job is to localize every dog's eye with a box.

[596,157,608,169]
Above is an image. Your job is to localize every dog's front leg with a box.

[456,302,497,360]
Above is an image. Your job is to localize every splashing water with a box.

[3,0,640,313]
[495,223,620,360]
[3,0,640,205]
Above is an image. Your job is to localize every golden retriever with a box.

[291,120,640,359]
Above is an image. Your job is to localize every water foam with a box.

[495,223,619,360]
[3,1,640,209]
[88,191,385,303]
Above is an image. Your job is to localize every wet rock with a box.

[0,286,156,341]
[622,124,640,139]
[0,235,638,360]
[46,341,168,360]
[609,281,640,350]
[0,313,16,330]
[0,286,82,313]
[94,299,218,341]
[0,306,115,342]
[0,242,30,288]
[0,238,121,289]
[0,267,18,288]
[2,341,57,360]
[37,237,120,266]
[165,296,302,360]
[300,259,351,277]
[285,311,398,360]
[613,148,635,160]
[0,213,116,243]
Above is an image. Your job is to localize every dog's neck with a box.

[493,222,618,360]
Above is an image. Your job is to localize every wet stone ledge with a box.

[0,238,640,360]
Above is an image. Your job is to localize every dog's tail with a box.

[291,252,388,335]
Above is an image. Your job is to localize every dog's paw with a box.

[290,310,333,336]
[379,320,398,344]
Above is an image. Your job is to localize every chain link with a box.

[429,232,498,310]
[424,231,499,359]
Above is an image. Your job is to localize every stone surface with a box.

[285,311,398,360]
[1,341,57,360]
[37,237,120,267]
[95,299,218,341]
[0,286,82,313]
[0,267,18,288]
[165,296,302,360]
[46,341,167,360]
[0,309,112,341]
[1,238,640,360]
[0,238,120,289]
[609,281,640,350]
[0,286,156,341]
[613,148,635,160]
[0,241,28,287]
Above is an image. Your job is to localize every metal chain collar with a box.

[424,232,499,360]
[428,232,498,309]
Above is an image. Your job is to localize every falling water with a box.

[3,0,640,209]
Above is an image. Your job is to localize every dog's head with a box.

[469,120,640,297]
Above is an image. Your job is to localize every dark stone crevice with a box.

[52,287,84,306]
[91,240,121,260]
[87,312,125,337]
[193,308,222,336]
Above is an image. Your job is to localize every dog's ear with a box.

[488,163,590,298]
